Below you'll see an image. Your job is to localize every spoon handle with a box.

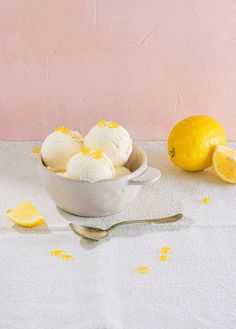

[108,213,183,231]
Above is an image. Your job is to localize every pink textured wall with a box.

[0,0,236,141]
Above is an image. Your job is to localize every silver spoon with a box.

[69,213,183,241]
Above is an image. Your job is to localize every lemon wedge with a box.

[6,199,45,227]
[213,145,236,184]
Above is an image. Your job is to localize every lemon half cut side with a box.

[213,145,236,184]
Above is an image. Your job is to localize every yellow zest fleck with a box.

[50,250,66,257]
[202,197,211,204]
[136,265,151,275]
[98,120,107,127]
[92,149,104,160]
[50,250,74,261]
[160,255,169,261]
[28,147,41,159]
[70,132,81,140]
[81,146,90,155]
[32,147,41,154]
[160,246,171,254]
[54,126,70,134]
[60,254,74,261]
[108,122,120,128]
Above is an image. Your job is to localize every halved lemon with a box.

[213,145,236,184]
[6,199,45,227]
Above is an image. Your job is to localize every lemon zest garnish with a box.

[28,147,41,159]
[32,147,41,154]
[97,120,120,128]
[98,120,107,127]
[69,132,81,140]
[202,197,211,204]
[81,146,90,155]
[50,250,66,257]
[60,254,74,261]
[160,246,171,254]
[160,255,169,261]
[136,265,151,275]
[108,122,120,128]
[92,149,104,159]
[50,250,74,261]
[54,126,70,134]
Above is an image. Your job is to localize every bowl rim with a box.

[38,143,148,184]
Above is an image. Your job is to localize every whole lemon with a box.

[168,115,226,171]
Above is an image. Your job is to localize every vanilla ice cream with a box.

[41,127,83,172]
[66,147,115,182]
[84,120,132,167]
[115,166,131,178]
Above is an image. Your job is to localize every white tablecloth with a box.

[0,141,236,329]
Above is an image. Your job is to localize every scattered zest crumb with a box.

[92,149,104,159]
[50,250,65,256]
[28,147,41,159]
[54,126,70,134]
[108,122,120,128]
[159,255,169,261]
[60,254,74,261]
[50,250,74,261]
[202,197,211,204]
[160,246,171,254]
[98,120,106,127]
[136,265,151,275]
[81,146,90,155]
[32,147,41,154]
[97,120,120,128]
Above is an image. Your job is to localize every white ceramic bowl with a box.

[38,144,161,217]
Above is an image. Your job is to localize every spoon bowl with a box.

[70,224,109,241]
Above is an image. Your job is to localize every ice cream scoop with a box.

[41,127,83,172]
[84,120,132,167]
[115,166,131,178]
[66,147,115,182]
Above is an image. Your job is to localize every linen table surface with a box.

[0,141,235,329]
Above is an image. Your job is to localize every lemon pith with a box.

[6,199,45,227]
[168,116,226,171]
[213,145,236,184]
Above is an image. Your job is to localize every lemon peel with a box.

[136,265,151,275]
[28,147,41,159]
[159,255,169,261]
[160,246,171,254]
[32,147,41,154]
[98,120,120,128]
[60,254,74,261]
[108,122,120,128]
[50,250,74,261]
[92,149,104,159]
[202,197,211,204]
[98,120,106,127]
[50,250,66,256]
[81,146,90,155]
[54,126,70,134]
